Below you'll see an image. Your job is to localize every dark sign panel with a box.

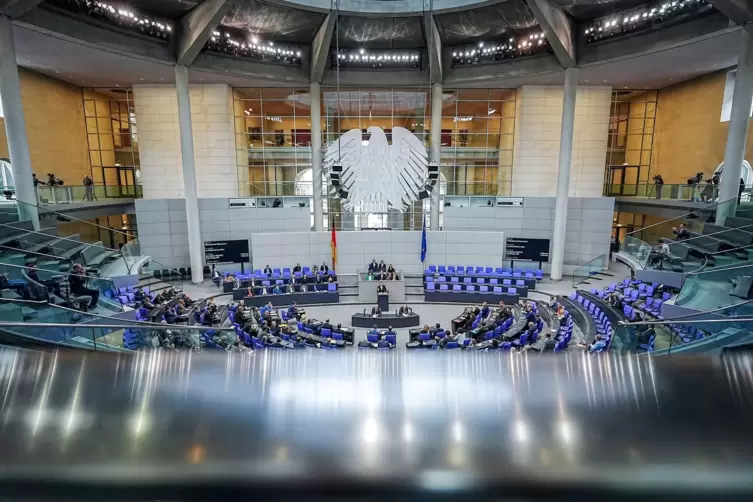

[204,240,249,265]
[505,238,550,262]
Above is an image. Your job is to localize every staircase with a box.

[404,273,424,301]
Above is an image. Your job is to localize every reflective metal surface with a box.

[1,347,753,499]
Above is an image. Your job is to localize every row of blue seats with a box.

[426,266,543,280]
[426,283,521,295]
[570,292,612,352]
[427,276,529,286]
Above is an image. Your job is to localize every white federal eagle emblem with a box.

[324,126,429,212]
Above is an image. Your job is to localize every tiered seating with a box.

[591,278,673,320]
[569,291,613,352]
[424,266,541,298]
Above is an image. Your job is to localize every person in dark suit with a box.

[480,302,490,319]
[387,264,395,275]
[368,259,378,273]
[377,282,388,294]
[371,304,382,316]
[527,333,556,354]
[264,265,273,275]
[398,305,412,316]
[378,260,387,272]
[321,318,333,333]
[672,223,689,240]
[320,262,329,273]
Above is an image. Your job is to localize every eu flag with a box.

[420,215,427,263]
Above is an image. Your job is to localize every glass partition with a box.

[572,254,607,287]
[611,314,753,356]
[0,261,122,313]
[676,262,753,311]
[0,298,235,352]
[621,235,652,268]
[36,184,142,205]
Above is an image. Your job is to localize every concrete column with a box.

[717,30,753,225]
[175,65,203,284]
[0,18,38,229]
[429,82,442,230]
[550,67,578,281]
[310,82,324,231]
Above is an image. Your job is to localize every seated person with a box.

[321,318,333,333]
[371,304,382,316]
[368,259,378,273]
[578,334,607,353]
[293,263,302,273]
[378,270,388,281]
[420,324,431,334]
[648,239,670,268]
[333,323,345,335]
[232,276,240,289]
[141,297,155,310]
[264,265,273,275]
[378,260,387,271]
[246,286,254,297]
[327,275,335,283]
[480,302,490,320]
[377,282,388,294]
[259,302,274,317]
[272,284,282,294]
[430,322,442,335]
[526,332,556,354]
[299,282,309,293]
[320,262,329,273]
[134,288,146,303]
[387,264,395,275]
[164,287,177,299]
[285,283,294,295]
[260,285,270,295]
[175,299,189,320]
[206,299,221,323]
[287,302,298,319]
[556,305,567,321]
[398,304,412,316]
[388,271,397,281]
[367,325,380,335]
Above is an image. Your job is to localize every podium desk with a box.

[377,293,389,312]
[351,313,420,329]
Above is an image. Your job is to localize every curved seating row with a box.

[558,296,596,344]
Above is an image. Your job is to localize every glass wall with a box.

[604,90,657,196]
[233,87,515,230]
[441,89,516,196]
[82,88,140,191]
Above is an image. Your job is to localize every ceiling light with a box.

[478,42,484,47]
[359,48,365,54]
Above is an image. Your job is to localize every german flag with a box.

[330,215,337,271]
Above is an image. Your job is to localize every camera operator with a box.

[653,174,664,199]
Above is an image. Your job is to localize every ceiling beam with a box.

[707,0,753,33]
[175,0,232,66]
[525,0,576,67]
[422,10,443,84]
[0,0,45,18]
[310,12,336,83]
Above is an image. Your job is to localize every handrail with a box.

[616,298,753,326]
[0,244,73,264]
[0,321,233,332]
[670,220,753,246]
[0,221,119,257]
[685,259,753,276]
[16,198,136,239]
[0,298,232,332]
[0,259,106,281]
[626,196,735,236]
[709,242,753,256]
